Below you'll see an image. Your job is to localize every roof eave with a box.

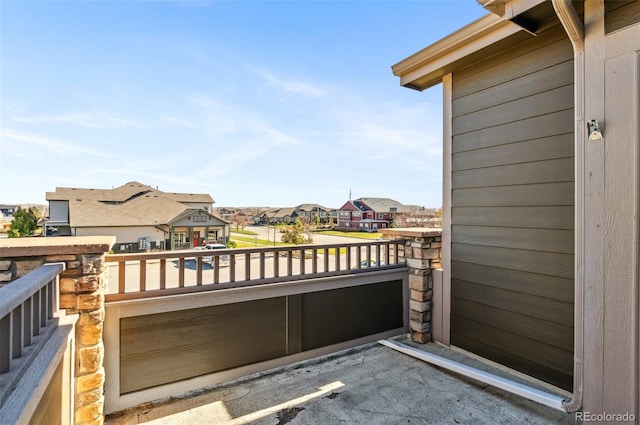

[392,13,523,91]
[478,0,548,21]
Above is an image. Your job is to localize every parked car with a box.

[357,260,384,268]
[193,243,230,267]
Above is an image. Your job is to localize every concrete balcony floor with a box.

[106,339,575,425]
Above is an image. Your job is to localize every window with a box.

[378,213,384,219]
[352,212,361,218]
[138,237,149,250]
[173,232,186,245]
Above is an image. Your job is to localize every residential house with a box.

[0,205,17,219]
[214,207,237,221]
[257,207,295,225]
[46,181,229,252]
[338,197,404,231]
[293,204,331,224]
[216,207,267,225]
[392,0,639,414]
[328,208,338,226]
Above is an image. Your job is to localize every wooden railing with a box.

[0,263,75,424]
[0,263,61,376]
[105,240,406,301]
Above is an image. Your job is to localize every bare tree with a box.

[392,207,442,228]
[230,213,249,231]
[297,215,315,243]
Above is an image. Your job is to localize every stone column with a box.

[0,236,115,425]
[380,228,442,344]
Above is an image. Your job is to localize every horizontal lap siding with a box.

[301,280,404,351]
[450,30,574,390]
[118,279,405,395]
[605,0,640,34]
[120,298,287,394]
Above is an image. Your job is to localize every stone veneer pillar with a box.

[0,236,115,425]
[380,228,442,344]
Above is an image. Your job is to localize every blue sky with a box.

[1,0,485,209]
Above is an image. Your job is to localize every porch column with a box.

[380,228,442,343]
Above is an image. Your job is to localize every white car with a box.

[194,243,230,267]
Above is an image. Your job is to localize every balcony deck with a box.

[105,339,574,425]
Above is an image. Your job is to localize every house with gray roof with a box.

[46,181,229,252]
[293,204,331,224]
[338,197,405,231]
[258,207,297,225]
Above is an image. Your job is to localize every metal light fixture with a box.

[587,119,603,141]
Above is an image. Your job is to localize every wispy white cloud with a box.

[345,123,441,157]
[189,94,306,145]
[1,98,28,116]
[0,128,110,157]
[158,115,199,129]
[194,129,301,178]
[10,110,146,129]
[253,67,326,98]
[328,100,443,160]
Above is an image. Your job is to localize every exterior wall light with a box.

[587,119,603,141]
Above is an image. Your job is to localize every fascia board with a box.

[392,13,523,90]
[479,0,547,19]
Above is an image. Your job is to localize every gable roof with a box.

[168,208,229,226]
[275,207,296,218]
[67,196,189,227]
[338,200,362,212]
[47,181,215,227]
[296,203,330,212]
[355,197,405,213]
[46,181,213,204]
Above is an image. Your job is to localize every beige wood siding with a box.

[450,28,574,390]
[28,336,73,425]
[75,226,165,244]
[605,0,640,34]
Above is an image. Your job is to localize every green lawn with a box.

[229,235,350,254]
[230,229,258,236]
[230,235,291,247]
[312,230,382,239]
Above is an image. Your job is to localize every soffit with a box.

[392,0,561,91]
